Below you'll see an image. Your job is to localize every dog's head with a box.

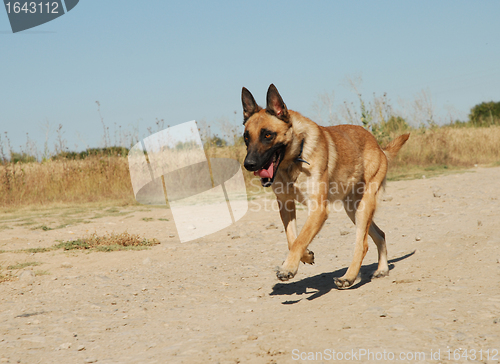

[242,84,292,187]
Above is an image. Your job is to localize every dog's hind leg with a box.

[342,197,388,279]
[277,195,314,265]
[369,221,389,278]
[335,182,379,289]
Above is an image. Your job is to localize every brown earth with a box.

[1,167,500,364]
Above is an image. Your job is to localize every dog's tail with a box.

[382,133,410,161]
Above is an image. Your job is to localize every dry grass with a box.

[390,126,500,167]
[0,155,134,206]
[7,261,42,270]
[0,232,160,254]
[1,126,500,207]
[54,232,160,252]
[385,126,500,180]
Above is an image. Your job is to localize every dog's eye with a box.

[260,130,275,142]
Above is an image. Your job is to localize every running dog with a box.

[242,84,409,288]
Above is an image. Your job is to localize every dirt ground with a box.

[1,167,500,364]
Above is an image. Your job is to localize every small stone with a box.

[383,195,393,202]
[266,223,276,230]
[247,335,258,340]
[477,220,483,227]
[19,270,35,280]
[339,229,350,236]
[455,332,467,341]
[84,358,97,363]
[169,234,175,238]
[58,342,71,350]
[142,257,151,265]
[77,345,86,351]
[390,325,406,331]
[231,235,240,239]
[493,318,500,324]
[433,192,441,198]
[415,236,422,241]
[19,270,34,286]
[61,262,73,268]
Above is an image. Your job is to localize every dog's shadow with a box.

[270,251,415,303]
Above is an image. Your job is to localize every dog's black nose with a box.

[244,157,258,171]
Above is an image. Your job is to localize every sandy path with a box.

[1,167,500,364]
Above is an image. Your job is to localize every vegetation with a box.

[0,154,133,206]
[7,261,41,270]
[1,232,160,254]
[468,101,500,126]
[51,146,130,160]
[52,232,160,252]
[10,152,37,164]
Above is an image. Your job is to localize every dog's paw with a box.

[301,249,315,265]
[333,276,354,289]
[276,267,295,281]
[372,269,389,279]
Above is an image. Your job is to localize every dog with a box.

[241,84,409,288]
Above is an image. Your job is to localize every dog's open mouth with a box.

[253,147,285,187]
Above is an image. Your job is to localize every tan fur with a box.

[242,85,409,288]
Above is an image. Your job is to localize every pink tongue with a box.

[254,162,274,179]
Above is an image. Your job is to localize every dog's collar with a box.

[295,139,310,165]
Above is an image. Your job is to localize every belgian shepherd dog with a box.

[242,84,409,288]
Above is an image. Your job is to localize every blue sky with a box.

[1,1,500,155]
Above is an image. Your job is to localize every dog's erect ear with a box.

[266,84,289,122]
[242,87,261,125]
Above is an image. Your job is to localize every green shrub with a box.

[10,152,37,164]
[469,101,500,126]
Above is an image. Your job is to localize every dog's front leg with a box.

[276,194,328,281]
[277,195,314,265]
